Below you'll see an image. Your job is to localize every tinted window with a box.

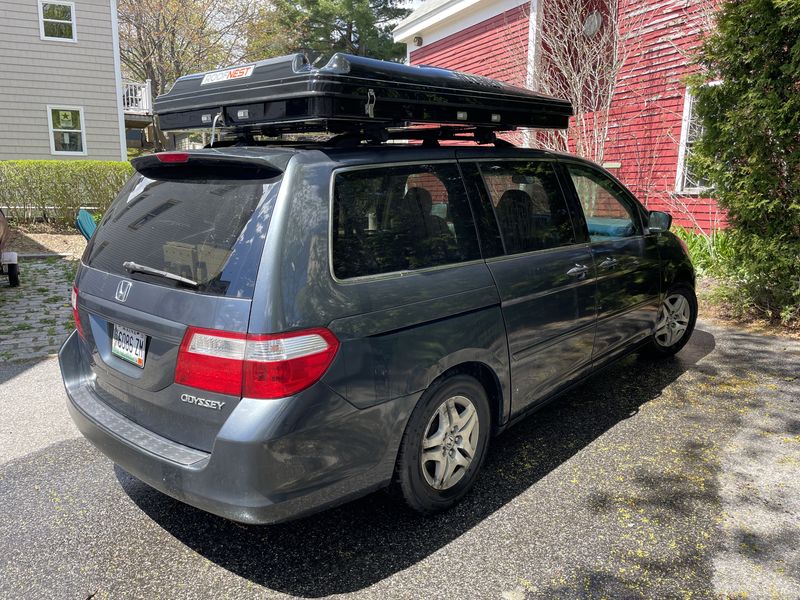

[85,173,280,297]
[332,164,480,279]
[478,161,575,254]
[567,165,641,241]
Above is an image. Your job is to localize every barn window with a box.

[675,88,709,194]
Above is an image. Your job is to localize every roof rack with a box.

[154,53,573,136]
[205,126,516,149]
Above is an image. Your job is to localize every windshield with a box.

[84,172,280,298]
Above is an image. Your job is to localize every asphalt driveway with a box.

[0,320,798,599]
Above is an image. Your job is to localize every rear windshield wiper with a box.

[123,261,199,288]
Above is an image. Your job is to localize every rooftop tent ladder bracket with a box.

[365,89,376,119]
[210,111,225,146]
[153,53,573,136]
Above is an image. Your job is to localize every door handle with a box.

[599,257,619,269]
[567,264,590,277]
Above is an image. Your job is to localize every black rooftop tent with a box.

[154,53,573,137]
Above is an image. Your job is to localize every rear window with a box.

[85,172,280,297]
[331,163,481,279]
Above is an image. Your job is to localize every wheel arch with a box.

[425,361,505,434]
[390,360,503,499]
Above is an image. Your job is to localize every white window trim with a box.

[675,86,714,195]
[38,0,77,43]
[47,105,88,156]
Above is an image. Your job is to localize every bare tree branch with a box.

[118,0,258,95]
[503,0,644,164]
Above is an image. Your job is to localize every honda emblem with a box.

[115,280,132,303]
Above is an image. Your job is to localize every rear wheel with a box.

[648,284,697,357]
[7,263,19,287]
[395,375,490,515]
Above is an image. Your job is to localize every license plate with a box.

[111,324,146,368]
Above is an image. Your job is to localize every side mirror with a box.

[648,210,672,233]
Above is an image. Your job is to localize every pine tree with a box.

[247,0,410,63]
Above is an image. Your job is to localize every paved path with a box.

[0,258,76,362]
[0,320,798,599]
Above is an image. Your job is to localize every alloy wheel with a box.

[420,395,480,490]
[655,293,692,347]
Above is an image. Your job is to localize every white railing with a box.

[122,79,152,115]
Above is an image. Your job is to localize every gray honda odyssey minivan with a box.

[59,55,696,524]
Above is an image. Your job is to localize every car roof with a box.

[170,142,600,172]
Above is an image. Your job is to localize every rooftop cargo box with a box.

[154,53,573,133]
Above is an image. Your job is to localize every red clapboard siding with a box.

[604,0,725,231]
[407,0,724,231]
[410,5,529,87]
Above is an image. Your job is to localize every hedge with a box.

[0,160,134,225]
[690,0,800,325]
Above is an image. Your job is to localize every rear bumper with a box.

[59,330,417,524]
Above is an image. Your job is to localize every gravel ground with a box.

[0,320,798,600]
[6,227,87,258]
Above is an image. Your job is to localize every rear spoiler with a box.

[132,152,284,181]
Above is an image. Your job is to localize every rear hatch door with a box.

[75,151,285,452]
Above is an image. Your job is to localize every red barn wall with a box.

[407,0,723,231]
[409,4,529,87]
[604,0,723,230]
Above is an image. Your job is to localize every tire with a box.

[394,374,491,515]
[647,284,697,357]
[7,263,19,287]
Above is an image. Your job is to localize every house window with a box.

[38,1,77,42]
[47,106,86,155]
[676,89,709,194]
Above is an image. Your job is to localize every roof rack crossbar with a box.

[202,126,515,149]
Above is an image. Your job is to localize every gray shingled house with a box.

[0,0,136,161]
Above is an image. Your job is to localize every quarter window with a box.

[567,165,640,241]
[39,1,76,42]
[332,164,480,279]
[479,161,575,255]
[47,106,86,154]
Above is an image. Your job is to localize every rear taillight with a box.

[71,286,84,338]
[175,328,247,395]
[243,329,340,398]
[174,327,339,399]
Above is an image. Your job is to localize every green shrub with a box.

[0,160,134,225]
[690,0,800,326]
[672,226,735,277]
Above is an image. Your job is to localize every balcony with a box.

[123,80,153,128]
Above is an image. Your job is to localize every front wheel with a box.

[648,284,697,357]
[394,375,491,515]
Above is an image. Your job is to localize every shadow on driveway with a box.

[119,329,716,598]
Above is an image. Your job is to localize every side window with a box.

[567,165,641,241]
[478,161,575,255]
[332,163,480,279]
